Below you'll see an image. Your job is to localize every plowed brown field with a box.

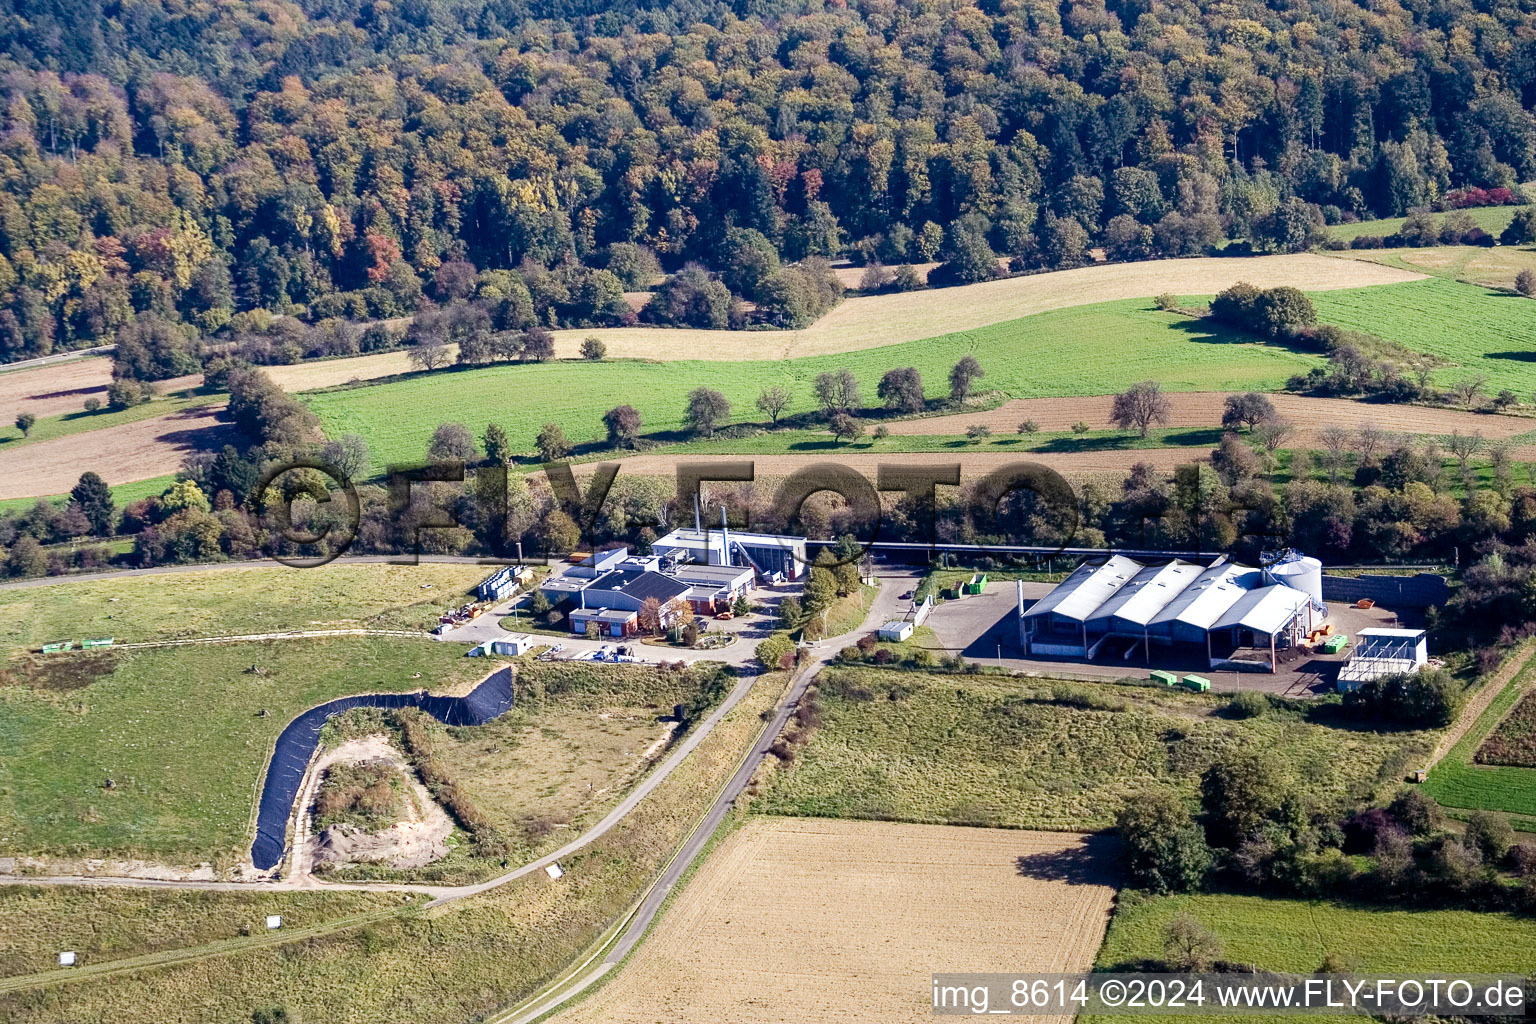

[0,405,238,499]
[0,357,113,419]
[551,817,1116,1024]
[887,393,1536,447]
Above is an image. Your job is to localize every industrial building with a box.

[1018,552,1327,672]
[652,526,807,580]
[1337,628,1430,690]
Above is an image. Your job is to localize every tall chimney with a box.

[721,504,730,567]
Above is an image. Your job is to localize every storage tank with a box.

[1269,551,1324,605]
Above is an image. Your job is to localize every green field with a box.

[304,299,1321,473]
[1311,277,1536,394]
[0,638,487,865]
[1324,205,1526,242]
[0,885,411,978]
[0,475,178,516]
[0,562,487,648]
[753,668,1431,830]
[0,391,219,449]
[0,673,782,1024]
[1423,657,1536,816]
[1087,890,1536,1023]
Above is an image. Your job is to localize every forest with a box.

[4,0,1536,361]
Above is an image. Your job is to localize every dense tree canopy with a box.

[3,0,1536,361]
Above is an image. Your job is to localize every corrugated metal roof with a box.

[1149,559,1261,631]
[1021,555,1143,623]
[1087,560,1205,628]
[1212,585,1310,634]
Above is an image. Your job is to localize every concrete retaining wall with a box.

[1321,573,1450,609]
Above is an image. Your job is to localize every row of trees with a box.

[8,0,1536,361]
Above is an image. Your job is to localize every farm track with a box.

[1427,643,1536,769]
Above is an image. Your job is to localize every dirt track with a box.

[888,393,1536,447]
[550,817,1115,1024]
[0,405,238,499]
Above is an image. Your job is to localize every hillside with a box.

[3,0,1536,364]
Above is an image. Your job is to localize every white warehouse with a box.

[1019,552,1327,672]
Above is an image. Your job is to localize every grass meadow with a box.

[1324,204,1526,242]
[0,562,487,648]
[1423,657,1536,816]
[0,638,486,866]
[303,298,1319,473]
[1086,890,1536,1023]
[0,673,785,1024]
[1311,276,1536,395]
[0,885,411,978]
[752,668,1432,831]
[0,475,177,515]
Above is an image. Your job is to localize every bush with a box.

[1516,269,1536,298]
[1226,690,1269,719]
[1117,789,1213,893]
[756,632,796,669]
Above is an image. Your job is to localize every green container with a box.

[1182,674,1211,692]
[1149,670,1179,687]
[1322,634,1349,654]
[963,573,989,595]
[81,637,114,649]
[41,641,74,654]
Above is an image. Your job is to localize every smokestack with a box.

[694,494,701,532]
[721,504,730,567]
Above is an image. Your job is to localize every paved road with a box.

[499,570,918,1024]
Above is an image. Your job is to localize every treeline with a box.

[1120,738,1536,914]
[7,0,1536,360]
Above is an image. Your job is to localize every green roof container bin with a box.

[1322,634,1349,655]
[1182,674,1211,692]
[81,637,114,649]
[41,641,74,653]
[1149,670,1178,687]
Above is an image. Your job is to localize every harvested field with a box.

[884,392,1536,446]
[0,357,199,420]
[266,255,1421,392]
[550,255,1419,361]
[0,403,237,500]
[542,448,1206,488]
[552,817,1116,1024]
[1329,245,1536,292]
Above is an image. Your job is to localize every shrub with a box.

[1071,420,1090,434]
[1153,292,1179,311]
[83,397,102,412]
[580,336,606,360]
[756,632,796,669]
[1516,269,1536,298]
[1227,691,1268,719]
[1118,790,1213,893]
[1017,419,1038,435]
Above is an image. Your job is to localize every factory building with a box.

[1019,552,1326,672]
